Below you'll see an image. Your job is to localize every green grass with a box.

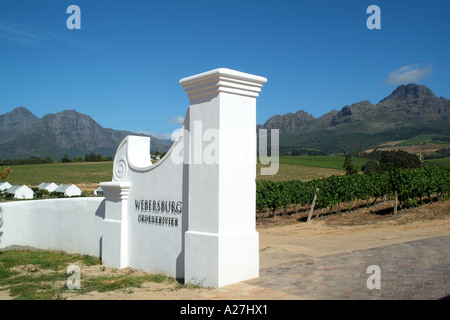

[256,155,369,182]
[0,249,174,300]
[0,250,96,271]
[0,162,113,186]
[277,156,367,171]
[82,273,167,293]
[0,250,101,300]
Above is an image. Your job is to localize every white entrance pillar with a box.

[100,181,130,269]
[180,68,267,288]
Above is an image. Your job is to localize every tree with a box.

[344,155,358,175]
[379,150,421,170]
[362,150,422,174]
[362,160,379,174]
[61,154,71,163]
[84,153,106,162]
[0,167,11,181]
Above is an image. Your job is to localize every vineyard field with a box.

[256,166,450,216]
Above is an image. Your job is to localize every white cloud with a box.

[136,115,184,142]
[138,116,184,142]
[138,129,182,141]
[384,64,433,85]
[167,115,185,125]
[138,131,172,141]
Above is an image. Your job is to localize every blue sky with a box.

[1,0,449,140]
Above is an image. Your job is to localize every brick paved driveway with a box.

[244,235,450,300]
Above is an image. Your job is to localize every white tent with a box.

[38,182,59,193]
[6,185,34,199]
[0,181,12,191]
[54,184,82,197]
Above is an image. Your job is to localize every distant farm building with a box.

[38,182,59,193]
[54,184,82,197]
[5,185,34,199]
[0,182,12,191]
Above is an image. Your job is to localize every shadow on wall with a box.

[95,200,105,261]
[95,199,105,219]
[0,207,3,244]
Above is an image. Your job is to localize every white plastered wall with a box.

[0,198,104,257]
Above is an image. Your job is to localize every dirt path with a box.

[259,214,450,268]
[1,199,449,300]
[258,198,450,267]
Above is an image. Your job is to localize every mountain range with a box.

[0,108,171,160]
[1,83,449,160]
[260,84,450,155]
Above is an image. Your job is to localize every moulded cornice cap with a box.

[99,181,131,201]
[180,68,267,84]
[179,68,267,99]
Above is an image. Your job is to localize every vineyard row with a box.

[256,166,450,215]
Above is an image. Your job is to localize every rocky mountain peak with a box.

[264,109,315,132]
[42,109,98,127]
[380,84,436,103]
[9,106,36,116]
[0,106,39,136]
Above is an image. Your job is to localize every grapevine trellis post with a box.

[394,190,398,215]
[307,188,319,222]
